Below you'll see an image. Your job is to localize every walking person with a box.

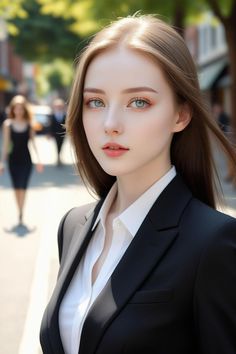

[49,98,66,166]
[212,101,236,184]
[0,95,43,225]
[40,15,236,354]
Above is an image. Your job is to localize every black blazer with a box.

[40,175,236,354]
[49,113,66,136]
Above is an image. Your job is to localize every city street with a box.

[0,136,96,354]
[0,135,236,354]
[1,2,236,353]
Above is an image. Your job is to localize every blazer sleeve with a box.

[194,218,236,353]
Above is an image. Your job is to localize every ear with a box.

[173,103,192,133]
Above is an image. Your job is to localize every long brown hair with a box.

[8,95,32,123]
[66,14,236,208]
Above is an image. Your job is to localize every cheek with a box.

[83,115,92,136]
[83,118,99,151]
[139,114,175,142]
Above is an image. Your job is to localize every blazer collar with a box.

[148,174,192,230]
[79,174,192,354]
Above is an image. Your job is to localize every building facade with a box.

[185,12,231,114]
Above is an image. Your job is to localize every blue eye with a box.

[129,98,150,109]
[135,99,146,108]
[87,99,105,108]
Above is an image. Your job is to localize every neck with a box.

[113,164,172,214]
[14,116,26,122]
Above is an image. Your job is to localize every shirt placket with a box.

[71,225,105,354]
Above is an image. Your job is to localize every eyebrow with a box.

[123,87,158,94]
[83,86,158,94]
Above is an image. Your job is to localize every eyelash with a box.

[127,97,151,109]
[84,96,152,109]
[85,98,104,108]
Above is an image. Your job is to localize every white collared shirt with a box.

[59,166,176,354]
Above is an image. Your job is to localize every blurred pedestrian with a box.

[212,101,230,133]
[0,95,43,225]
[49,98,66,166]
[212,102,236,183]
[40,15,236,354]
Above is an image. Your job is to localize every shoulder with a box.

[185,197,235,228]
[196,201,236,247]
[186,197,236,262]
[3,118,12,128]
[179,197,236,256]
[182,198,236,269]
[64,202,98,227]
[57,201,98,262]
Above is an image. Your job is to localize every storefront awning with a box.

[198,58,228,91]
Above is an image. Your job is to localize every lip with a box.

[102,142,129,157]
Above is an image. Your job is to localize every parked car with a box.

[31,105,52,134]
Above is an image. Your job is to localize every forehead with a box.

[14,102,24,107]
[84,47,170,91]
[54,103,64,108]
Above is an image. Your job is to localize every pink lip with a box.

[102,142,129,157]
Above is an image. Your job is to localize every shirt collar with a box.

[92,166,176,236]
[92,183,118,231]
[119,166,176,236]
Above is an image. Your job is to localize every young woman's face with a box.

[13,103,25,119]
[83,47,187,181]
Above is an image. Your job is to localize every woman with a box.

[40,15,236,354]
[0,95,43,224]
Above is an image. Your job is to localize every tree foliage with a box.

[9,0,81,62]
[36,0,235,38]
[8,0,233,62]
[37,0,207,34]
[0,0,28,35]
[0,0,27,19]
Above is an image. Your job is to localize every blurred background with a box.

[1,0,236,122]
[0,1,236,353]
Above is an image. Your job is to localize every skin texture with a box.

[83,46,190,212]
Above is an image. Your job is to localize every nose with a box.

[104,106,123,136]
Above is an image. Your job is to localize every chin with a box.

[100,165,127,177]
[102,168,120,177]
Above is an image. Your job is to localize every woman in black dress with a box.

[0,95,43,224]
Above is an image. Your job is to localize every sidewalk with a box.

[0,135,95,354]
[0,133,235,354]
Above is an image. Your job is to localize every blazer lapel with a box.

[46,200,103,354]
[79,175,192,354]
